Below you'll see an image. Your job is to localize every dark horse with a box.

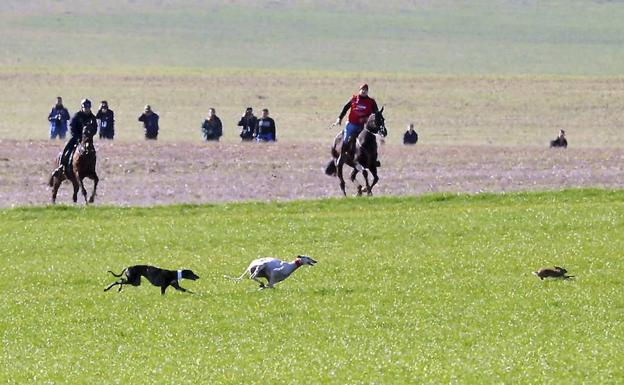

[325,107,387,196]
[49,125,99,204]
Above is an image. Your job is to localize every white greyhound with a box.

[224,255,317,289]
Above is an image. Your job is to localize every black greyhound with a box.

[104,265,199,295]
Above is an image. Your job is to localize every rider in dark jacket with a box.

[51,99,98,178]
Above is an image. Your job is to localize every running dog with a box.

[224,255,317,289]
[104,265,199,294]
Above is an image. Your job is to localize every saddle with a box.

[55,144,78,179]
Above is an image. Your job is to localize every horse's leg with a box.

[336,158,347,196]
[368,167,379,195]
[88,174,99,203]
[78,174,89,203]
[51,176,62,204]
[350,168,364,196]
[362,169,373,196]
[70,175,80,203]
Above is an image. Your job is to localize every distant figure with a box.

[96,101,115,140]
[238,107,257,141]
[201,108,223,141]
[550,129,567,148]
[139,105,159,140]
[48,96,70,140]
[255,108,276,142]
[403,123,418,145]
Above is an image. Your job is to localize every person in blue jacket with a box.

[48,96,70,139]
[255,108,276,142]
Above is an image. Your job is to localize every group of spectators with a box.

[48,90,567,148]
[48,98,276,143]
[203,107,276,142]
[49,97,116,140]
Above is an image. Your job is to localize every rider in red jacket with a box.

[334,83,379,155]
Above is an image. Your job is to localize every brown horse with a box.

[325,107,387,196]
[49,125,99,204]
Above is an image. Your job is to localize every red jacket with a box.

[340,95,378,125]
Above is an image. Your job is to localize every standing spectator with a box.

[255,108,276,142]
[48,96,70,140]
[96,100,115,140]
[403,123,418,145]
[138,105,159,140]
[550,129,567,148]
[201,108,223,141]
[237,107,257,141]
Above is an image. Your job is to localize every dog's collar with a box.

[177,270,183,281]
[294,259,302,267]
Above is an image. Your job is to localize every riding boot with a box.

[51,165,64,178]
[341,135,353,156]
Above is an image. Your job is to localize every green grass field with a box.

[1,190,623,384]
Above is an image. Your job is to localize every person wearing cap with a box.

[51,98,98,178]
[48,96,70,140]
[334,83,379,155]
[201,107,223,141]
[403,123,418,145]
[237,107,257,141]
[138,105,160,140]
[96,100,115,140]
[255,108,276,142]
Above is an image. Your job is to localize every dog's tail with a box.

[223,270,247,282]
[564,275,575,279]
[107,269,125,277]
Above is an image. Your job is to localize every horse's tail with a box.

[48,173,54,187]
[325,160,336,176]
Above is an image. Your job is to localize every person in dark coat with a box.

[550,129,567,148]
[201,108,223,141]
[138,105,159,140]
[403,123,418,145]
[51,98,98,178]
[255,108,276,142]
[96,100,115,140]
[48,96,70,140]
[237,107,257,141]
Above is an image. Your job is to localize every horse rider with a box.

[333,83,379,156]
[51,98,98,178]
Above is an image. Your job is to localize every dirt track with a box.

[1,139,622,207]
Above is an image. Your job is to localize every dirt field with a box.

[1,139,622,207]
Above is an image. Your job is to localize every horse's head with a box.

[80,124,96,153]
[367,106,387,137]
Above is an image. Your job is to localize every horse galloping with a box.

[325,107,387,196]
[49,125,99,204]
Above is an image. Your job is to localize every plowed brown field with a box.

[1,140,622,207]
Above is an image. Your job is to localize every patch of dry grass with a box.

[1,71,623,147]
